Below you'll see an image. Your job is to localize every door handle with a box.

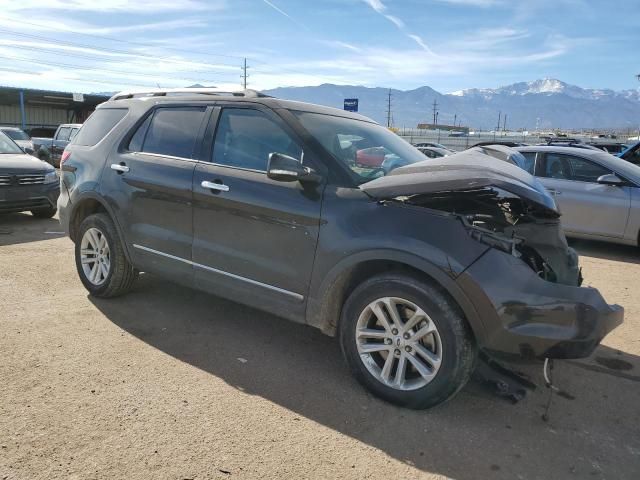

[201,180,230,192]
[110,163,130,173]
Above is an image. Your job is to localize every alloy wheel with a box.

[80,227,111,286]
[356,296,442,391]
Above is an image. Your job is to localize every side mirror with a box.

[23,147,35,155]
[267,152,321,184]
[597,173,623,186]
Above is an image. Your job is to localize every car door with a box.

[100,105,210,284]
[191,105,323,320]
[538,152,630,238]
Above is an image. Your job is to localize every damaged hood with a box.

[360,149,558,213]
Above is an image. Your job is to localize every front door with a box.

[538,152,630,238]
[101,105,209,283]
[191,106,323,319]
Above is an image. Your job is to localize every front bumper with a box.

[0,181,60,213]
[456,248,623,360]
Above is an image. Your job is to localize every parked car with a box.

[0,126,35,154]
[537,139,602,152]
[618,141,640,165]
[413,142,453,152]
[417,147,451,158]
[471,141,527,148]
[32,123,82,167]
[515,145,640,246]
[587,143,628,155]
[0,131,59,218]
[58,88,622,409]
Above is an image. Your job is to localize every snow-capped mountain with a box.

[265,79,640,130]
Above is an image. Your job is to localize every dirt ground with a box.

[1,212,639,480]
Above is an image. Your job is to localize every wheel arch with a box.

[69,193,132,262]
[307,250,486,344]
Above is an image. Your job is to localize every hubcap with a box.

[80,227,111,286]
[355,297,443,391]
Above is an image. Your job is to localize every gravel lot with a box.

[1,212,639,479]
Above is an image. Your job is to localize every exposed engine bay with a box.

[396,187,582,286]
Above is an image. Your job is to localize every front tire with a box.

[75,213,137,297]
[339,273,476,409]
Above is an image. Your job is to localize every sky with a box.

[0,0,638,94]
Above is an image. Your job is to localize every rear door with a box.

[100,105,209,283]
[191,105,323,319]
[51,126,71,162]
[538,152,630,238]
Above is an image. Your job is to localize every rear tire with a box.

[339,273,476,409]
[31,207,57,219]
[75,213,137,298]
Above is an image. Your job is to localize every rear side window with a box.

[137,107,206,159]
[73,109,128,146]
[57,127,71,142]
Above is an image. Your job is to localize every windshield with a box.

[1,128,29,141]
[0,131,24,154]
[294,111,427,184]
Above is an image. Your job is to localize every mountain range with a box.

[264,79,640,131]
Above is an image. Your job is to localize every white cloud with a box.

[0,0,218,12]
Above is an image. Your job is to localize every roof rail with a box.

[108,88,271,101]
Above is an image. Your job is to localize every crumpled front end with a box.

[392,186,622,360]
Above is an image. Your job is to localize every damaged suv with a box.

[58,89,622,409]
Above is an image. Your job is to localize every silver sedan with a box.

[515,146,640,246]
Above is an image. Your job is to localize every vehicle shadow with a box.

[0,212,64,246]
[569,237,640,264]
[90,274,640,479]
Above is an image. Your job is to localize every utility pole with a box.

[503,114,507,133]
[241,58,249,89]
[496,111,501,132]
[453,113,457,127]
[386,89,392,128]
[432,99,438,125]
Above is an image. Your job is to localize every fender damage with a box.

[360,150,623,360]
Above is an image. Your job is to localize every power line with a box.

[0,28,240,72]
[10,18,248,62]
[0,42,240,77]
[0,53,225,84]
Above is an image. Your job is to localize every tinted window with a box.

[520,152,536,174]
[73,109,127,146]
[142,107,206,158]
[212,108,301,171]
[542,153,610,182]
[56,127,71,142]
[127,115,152,152]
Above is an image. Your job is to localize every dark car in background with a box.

[32,123,82,166]
[57,88,622,409]
[0,127,35,154]
[0,131,59,218]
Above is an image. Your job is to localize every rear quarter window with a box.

[72,109,128,147]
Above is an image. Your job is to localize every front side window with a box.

[139,107,206,158]
[294,111,426,184]
[542,153,610,182]
[212,108,302,171]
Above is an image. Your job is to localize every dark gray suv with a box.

[58,89,622,409]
